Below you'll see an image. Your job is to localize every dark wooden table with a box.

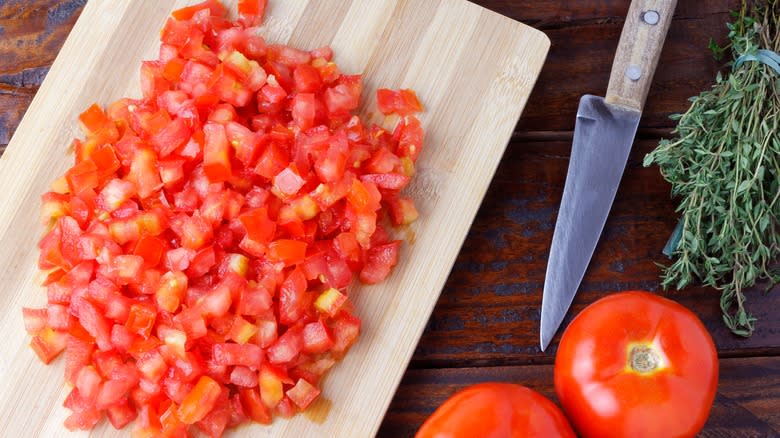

[2,1,779,436]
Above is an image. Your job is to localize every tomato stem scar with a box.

[629,345,660,373]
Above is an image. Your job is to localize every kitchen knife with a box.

[540,0,677,352]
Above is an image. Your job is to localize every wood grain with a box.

[2,0,779,436]
[0,0,741,150]
[0,0,86,147]
[409,139,780,367]
[0,0,548,437]
[605,0,677,111]
[378,356,780,437]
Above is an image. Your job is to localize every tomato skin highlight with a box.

[416,383,575,438]
[554,291,719,438]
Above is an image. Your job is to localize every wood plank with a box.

[472,0,736,25]
[379,356,780,437]
[0,1,548,436]
[0,0,86,146]
[0,0,744,149]
[410,139,780,367]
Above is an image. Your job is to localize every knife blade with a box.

[540,0,677,352]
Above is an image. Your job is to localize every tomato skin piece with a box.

[268,239,307,267]
[133,235,166,267]
[396,116,424,162]
[554,291,718,438]
[416,383,575,438]
[171,0,226,21]
[239,207,276,244]
[376,88,423,116]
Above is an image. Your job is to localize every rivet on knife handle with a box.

[605,0,677,112]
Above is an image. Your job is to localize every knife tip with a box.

[540,332,550,353]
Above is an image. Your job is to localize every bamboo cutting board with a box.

[0,0,548,436]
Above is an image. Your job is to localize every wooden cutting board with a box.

[0,0,548,436]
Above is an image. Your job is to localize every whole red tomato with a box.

[415,382,575,438]
[554,291,718,438]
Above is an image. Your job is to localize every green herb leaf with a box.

[644,0,780,337]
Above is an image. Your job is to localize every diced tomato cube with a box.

[75,365,102,400]
[127,148,162,199]
[258,364,289,409]
[278,267,308,325]
[396,116,424,162]
[376,88,423,115]
[137,348,168,382]
[267,325,303,365]
[237,0,267,26]
[286,378,320,410]
[105,397,137,429]
[238,387,272,424]
[228,315,259,344]
[30,327,68,364]
[330,312,361,356]
[156,270,188,313]
[174,307,208,340]
[272,167,305,197]
[203,123,232,183]
[178,375,221,424]
[47,303,70,330]
[164,247,196,271]
[254,142,289,179]
[125,302,157,338]
[110,324,135,353]
[302,320,335,354]
[97,179,137,213]
[291,93,316,131]
[238,285,273,316]
[170,212,213,250]
[212,342,262,367]
[239,207,276,244]
[152,117,191,157]
[360,240,401,284]
[22,307,48,335]
[387,195,420,225]
[314,288,348,318]
[230,365,258,388]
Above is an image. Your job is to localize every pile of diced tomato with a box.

[21,0,424,436]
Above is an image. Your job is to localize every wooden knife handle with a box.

[605,0,677,111]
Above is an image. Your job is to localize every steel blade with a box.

[540,95,640,351]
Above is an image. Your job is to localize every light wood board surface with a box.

[0,0,548,436]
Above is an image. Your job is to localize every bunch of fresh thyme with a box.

[644,0,780,336]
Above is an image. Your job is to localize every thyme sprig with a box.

[644,0,780,336]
